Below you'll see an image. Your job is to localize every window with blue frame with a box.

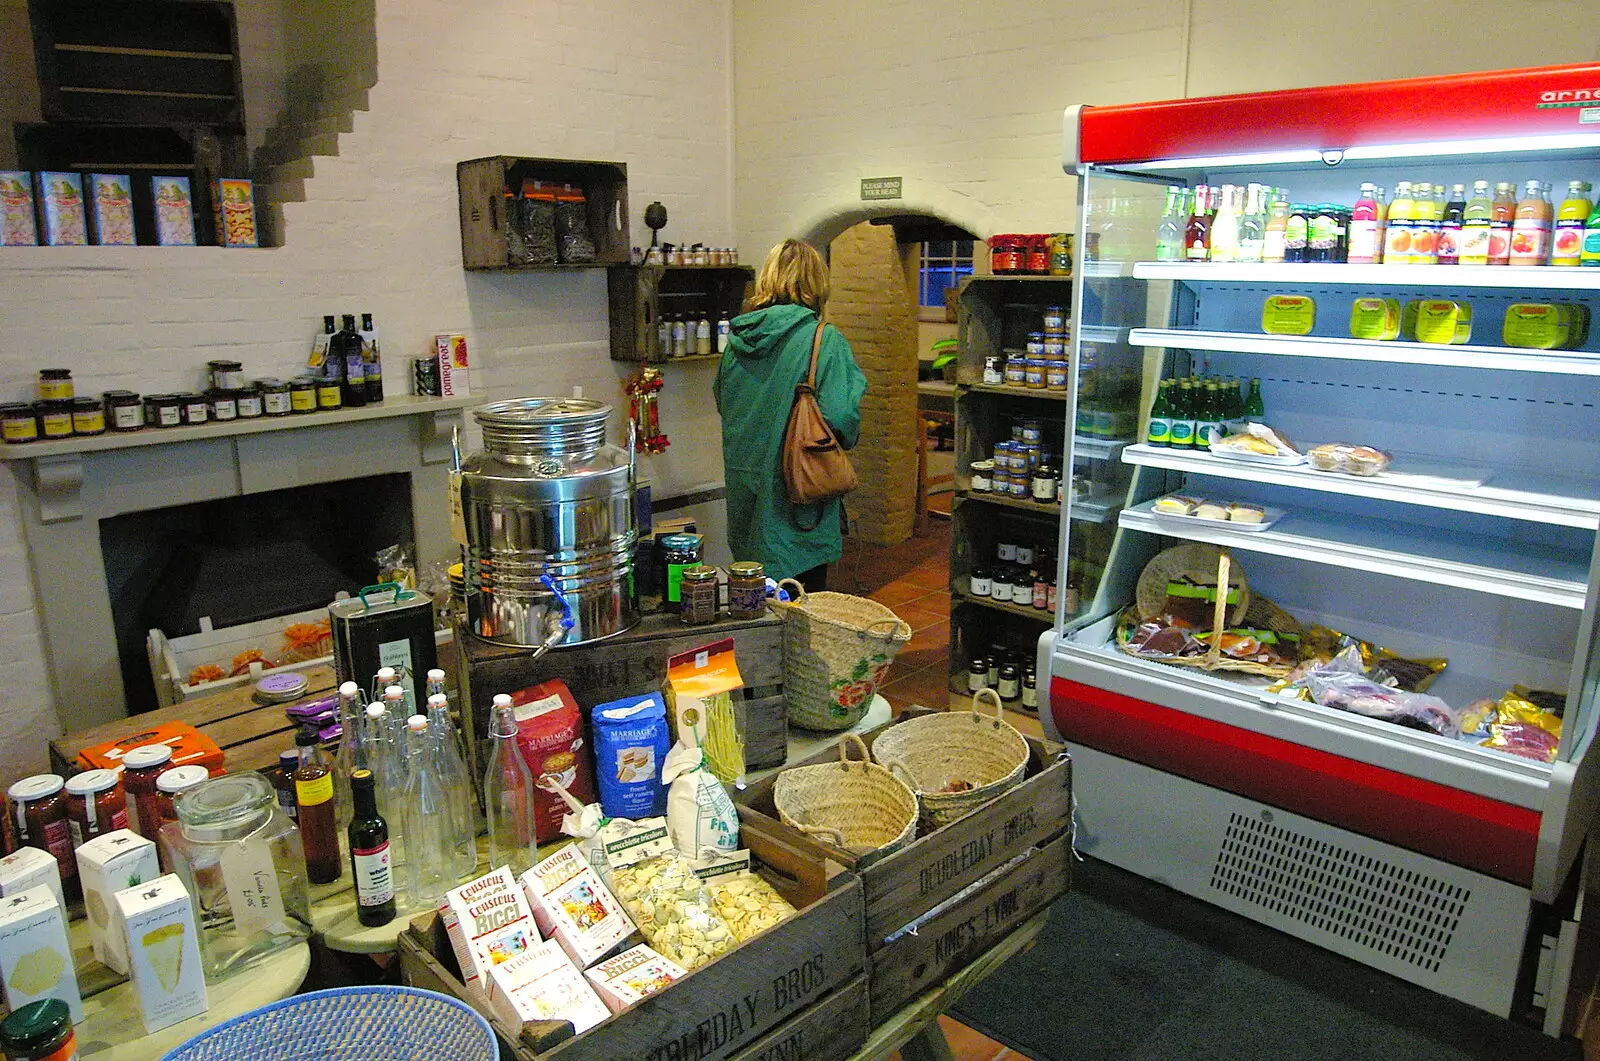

[918,240,975,310]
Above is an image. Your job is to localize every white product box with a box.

[585,944,687,1014]
[0,886,81,1021]
[486,939,609,1034]
[0,847,65,913]
[521,846,634,969]
[115,874,207,1034]
[434,333,470,397]
[441,866,538,1002]
[76,830,159,975]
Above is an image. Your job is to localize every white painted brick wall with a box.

[0,0,733,778]
[731,0,1599,255]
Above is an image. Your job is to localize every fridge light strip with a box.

[1112,132,1600,172]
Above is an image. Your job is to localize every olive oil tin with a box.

[329,583,438,706]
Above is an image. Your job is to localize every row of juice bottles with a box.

[1154,180,1600,266]
[1144,376,1264,449]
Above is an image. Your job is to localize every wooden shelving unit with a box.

[607,263,754,362]
[456,156,629,269]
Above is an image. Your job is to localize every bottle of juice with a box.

[1410,182,1439,265]
[1237,183,1266,263]
[1487,182,1517,266]
[1348,183,1382,264]
[1459,180,1492,266]
[1209,184,1240,263]
[1552,180,1592,267]
[1154,186,1185,262]
[1262,192,1290,263]
[1583,194,1600,267]
[1509,180,1553,266]
[1383,181,1415,265]
[1184,184,1211,261]
[1436,183,1467,265]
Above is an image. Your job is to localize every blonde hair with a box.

[748,239,830,312]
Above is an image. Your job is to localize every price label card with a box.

[220,841,287,936]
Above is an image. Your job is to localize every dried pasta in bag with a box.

[693,851,797,943]
[605,855,734,971]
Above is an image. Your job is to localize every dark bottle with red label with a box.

[348,769,395,926]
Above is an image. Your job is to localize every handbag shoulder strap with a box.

[804,319,825,389]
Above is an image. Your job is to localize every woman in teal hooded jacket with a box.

[714,239,867,588]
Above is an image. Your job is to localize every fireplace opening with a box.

[101,473,416,714]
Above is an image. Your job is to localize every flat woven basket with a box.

[773,733,919,858]
[160,986,496,1061]
[1135,542,1250,627]
[771,580,913,731]
[871,688,1031,828]
[1118,549,1295,679]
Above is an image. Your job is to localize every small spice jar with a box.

[207,359,245,391]
[0,403,38,444]
[679,564,719,625]
[289,376,319,413]
[65,768,128,847]
[208,389,238,421]
[7,775,75,890]
[70,397,105,435]
[260,378,293,417]
[154,765,211,836]
[968,566,992,596]
[727,561,767,620]
[0,999,77,1061]
[104,390,143,432]
[36,369,73,402]
[180,393,209,425]
[34,401,72,439]
[969,459,993,492]
[1042,306,1066,334]
[122,743,174,840]
[235,384,264,419]
[1032,463,1058,502]
[144,393,183,428]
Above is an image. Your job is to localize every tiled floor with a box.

[842,522,1041,1061]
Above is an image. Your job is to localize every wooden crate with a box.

[456,611,787,778]
[397,831,867,1061]
[606,264,755,362]
[457,156,628,269]
[734,714,1072,947]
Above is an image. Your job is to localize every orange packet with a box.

[77,722,226,776]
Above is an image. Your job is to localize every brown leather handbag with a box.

[781,322,857,518]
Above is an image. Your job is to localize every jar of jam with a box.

[1026,332,1046,358]
[208,390,238,421]
[1002,356,1027,387]
[680,564,719,625]
[987,234,1015,274]
[144,393,183,428]
[104,390,143,432]
[969,459,993,492]
[122,744,174,840]
[207,359,245,391]
[1026,236,1050,275]
[0,998,76,1061]
[0,404,38,444]
[33,401,72,439]
[260,378,293,417]
[727,561,766,620]
[1042,306,1066,334]
[154,765,210,835]
[316,374,342,410]
[235,384,263,419]
[1023,359,1046,389]
[36,370,73,402]
[289,377,319,414]
[7,775,76,890]
[70,397,105,435]
[64,769,127,847]
[180,393,209,425]
[1045,362,1069,391]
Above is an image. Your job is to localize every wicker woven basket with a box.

[1135,543,1250,627]
[161,986,495,1061]
[773,734,919,857]
[871,688,1030,828]
[771,580,913,731]
[1118,549,1295,679]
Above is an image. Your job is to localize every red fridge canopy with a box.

[1072,62,1600,167]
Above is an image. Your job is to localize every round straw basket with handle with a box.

[1118,548,1295,679]
[772,734,919,858]
[771,580,913,731]
[872,688,1030,828]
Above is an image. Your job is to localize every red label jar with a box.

[64,768,128,847]
[7,775,76,890]
[121,744,174,840]
[1027,234,1051,274]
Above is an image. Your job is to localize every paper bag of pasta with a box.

[663,640,746,784]
[662,742,739,858]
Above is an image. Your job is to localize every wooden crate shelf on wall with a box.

[456,156,628,270]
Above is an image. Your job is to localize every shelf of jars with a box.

[953,584,1056,622]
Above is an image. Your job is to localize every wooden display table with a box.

[63,915,310,1059]
[51,665,339,777]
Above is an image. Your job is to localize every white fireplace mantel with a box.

[8,395,474,730]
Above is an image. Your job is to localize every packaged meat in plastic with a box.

[1481,722,1559,762]
[1303,666,1460,737]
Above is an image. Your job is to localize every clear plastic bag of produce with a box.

[605,853,735,970]
[1303,664,1460,737]
[555,184,596,263]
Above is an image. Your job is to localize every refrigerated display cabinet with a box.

[1043,62,1600,1027]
